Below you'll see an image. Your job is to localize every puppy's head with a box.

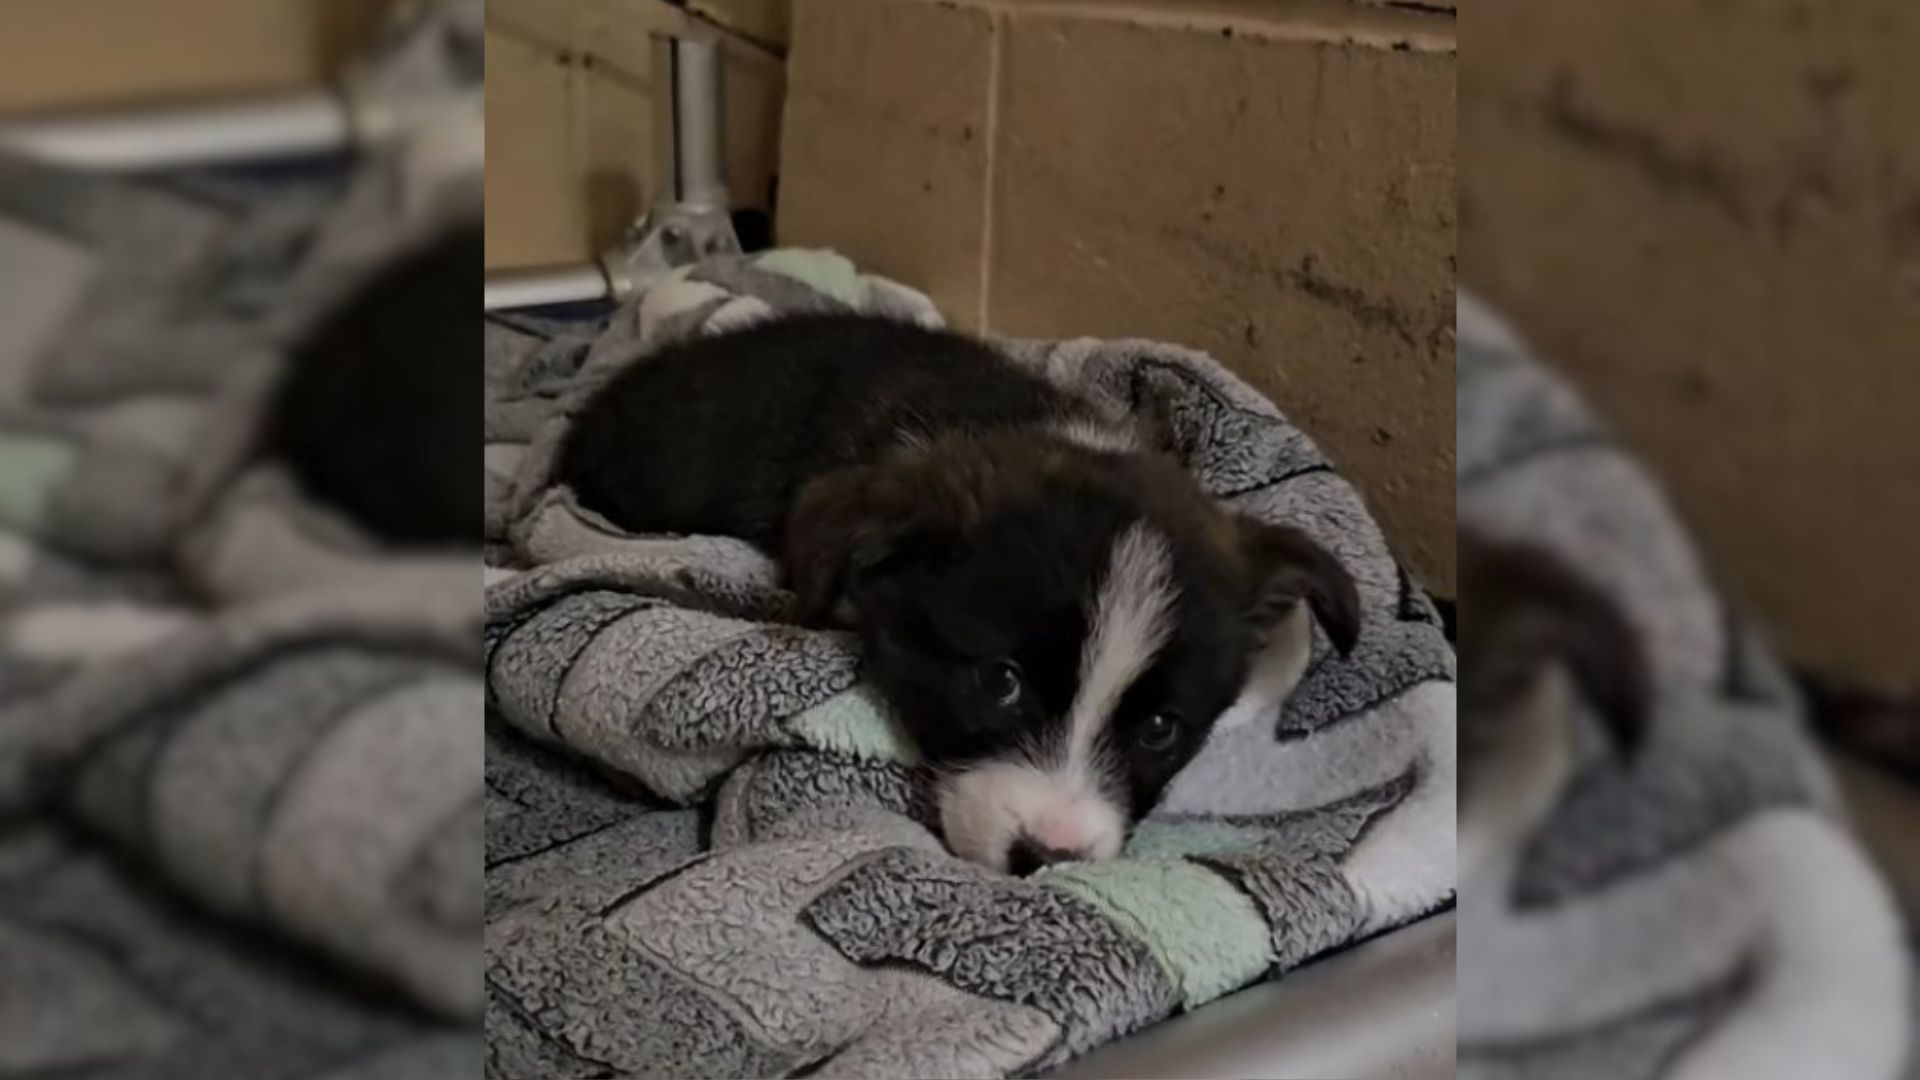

[787,433,1360,874]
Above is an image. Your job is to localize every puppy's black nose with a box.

[1007,836,1078,877]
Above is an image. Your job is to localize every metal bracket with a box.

[480,31,742,311]
[600,202,742,302]
[597,32,741,303]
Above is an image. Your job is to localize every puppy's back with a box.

[560,314,1091,546]
[263,224,481,548]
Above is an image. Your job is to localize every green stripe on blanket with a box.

[0,434,76,531]
[1045,857,1274,1009]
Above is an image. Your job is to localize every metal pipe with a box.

[483,263,611,311]
[658,34,727,212]
[486,32,733,313]
[0,89,352,171]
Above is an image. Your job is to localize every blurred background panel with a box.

[1461,7,1920,1076]
[0,2,483,1075]
[1461,0,1920,696]
[0,0,394,111]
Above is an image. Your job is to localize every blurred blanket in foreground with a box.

[479,251,1457,1078]
[1455,291,1912,1080]
[0,4,483,1077]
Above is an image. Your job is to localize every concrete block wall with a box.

[686,0,790,51]
[1461,0,1920,692]
[777,0,1458,592]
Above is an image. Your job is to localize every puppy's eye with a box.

[1137,711,1181,752]
[982,660,1023,709]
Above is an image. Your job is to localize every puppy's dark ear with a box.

[1451,530,1651,753]
[1237,517,1362,655]
[786,466,892,623]
[1458,531,1650,758]
[784,463,949,624]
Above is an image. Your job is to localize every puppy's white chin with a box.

[937,759,1126,872]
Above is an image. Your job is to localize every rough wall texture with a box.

[688,0,791,51]
[485,0,785,268]
[1461,0,1920,691]
[778,0,1457,592]
[0,0,392,111]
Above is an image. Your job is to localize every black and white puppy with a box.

[561,314,1360,874]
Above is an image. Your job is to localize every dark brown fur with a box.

[261,224,481,548]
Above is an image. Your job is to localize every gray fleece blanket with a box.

[483,250,1457,1077]
[1455,292,1912,1080]
[0,3,483,1076]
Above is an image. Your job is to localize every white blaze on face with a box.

[939,523,1180,871]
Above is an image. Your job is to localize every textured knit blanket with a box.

[482,250,1457,1078]
[1455,291,1912,1080]
[0,3,483,1076]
